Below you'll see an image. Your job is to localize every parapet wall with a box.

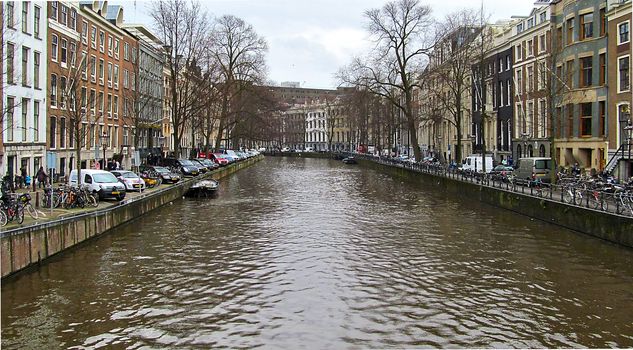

[360,159,633,248]
[1,156,262,279]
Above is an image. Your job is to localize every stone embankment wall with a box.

[1,156,262,279]
[360,159,633,248]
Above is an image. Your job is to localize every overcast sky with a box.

[119,0,536,89]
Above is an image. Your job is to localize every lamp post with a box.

[100,132,109,170]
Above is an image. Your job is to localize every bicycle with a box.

[18,193,39,219]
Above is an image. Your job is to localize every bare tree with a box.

[426,9,483,164]
[209,14,268,151]
[151,0,211,158]
[339,0,434,161]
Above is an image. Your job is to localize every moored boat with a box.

[185,179,220,198]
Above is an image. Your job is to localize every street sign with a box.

[46,152,57,169]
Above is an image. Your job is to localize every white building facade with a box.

[2,1,48,181]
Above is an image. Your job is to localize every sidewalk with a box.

[1,184,170,231]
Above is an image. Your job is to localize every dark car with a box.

[140,165,181,184]
[189,159,209,173]
[196,158,219,171]
[162,158,200,176]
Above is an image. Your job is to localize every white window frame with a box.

[618,21,630,45]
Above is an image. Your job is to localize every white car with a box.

[281,147,291,152]
[111,170,146,192]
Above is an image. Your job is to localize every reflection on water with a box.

[2,157,633,348]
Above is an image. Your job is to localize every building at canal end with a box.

[2,1,48,180]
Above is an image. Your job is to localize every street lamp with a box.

[100,132,109,170]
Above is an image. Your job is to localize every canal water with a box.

[2,157,633,349]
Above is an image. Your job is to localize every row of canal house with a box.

[421,0,631,179]
[1,1,168,182]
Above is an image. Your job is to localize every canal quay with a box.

[2,157,633,349]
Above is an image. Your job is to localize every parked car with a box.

[69,169,126,201]
[140,165,181,184]
[281,147,291,152]
[210,153,230,166]
[513,157,553,183]
[196,158,219,170]
[111,170,146,192]
[162,158,200,176]
[189,159,209,173]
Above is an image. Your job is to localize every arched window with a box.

[517,144,522,159]
[539,144,546,157]
[528,145,533,157]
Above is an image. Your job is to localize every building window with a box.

[540,11,547,23]
[7,42,15,84]
[82,21,88,44]
[60,4,68,25]
[22,1,29,33]
[98,92,104,112]
[108,36,113,56]
[99,58,104,84]
[566,60,574,88]
[51,74,57,107]
[113,96,119,117]
[619,22,630,45]
[70,42,76,67]
[50,117,57,149]
[599,101,605,137]
[34,101,40,142]
[99,31,105,52]
[70,9,77,30]
[7,1,15,27]
[50,2,58,21]
[22,46,29,86]
[123,69,129,88]
[566,17,574,45]
[60,117,66,148]
[107,94,112,117]
[527,65,534,92]
[527,39,533,57]
[515,68,522,95]
[580,57,592,87]
[60,77,66,108]
[505,55,510,70]
[539,99,547,138]
[539,34,546,52]
[114,65,119,88]
[114,39,120,59]
[619,56,631,92]
[107,63,112,87]
[34,51,40,89]
[21,98,28,141]
[600,8,606,37]
[51,34,58,61]
[81,87,87,109]
[498,58,503,73]
[90,89,96,112]
[124,42,129,60]
[90,55,96,81]
[61,38,67,64]
[91,26,97,49]
[580,103,592,137]
[515,45,522,62]
[580,13,593,40]
[34,6,40,38]
[599,53,605,85]
[538,61,546,90]
[506,79,511,106]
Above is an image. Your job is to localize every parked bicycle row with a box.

[348,153,633,217]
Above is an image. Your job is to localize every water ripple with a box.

[2,157,633,349]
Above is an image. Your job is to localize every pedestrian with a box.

[36,166,48,188]
[20,167,28,188]
[115,160,120,170]
[571,162,581,176]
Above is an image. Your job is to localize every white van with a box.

[460,155,494,173]
[69,169,126,200]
